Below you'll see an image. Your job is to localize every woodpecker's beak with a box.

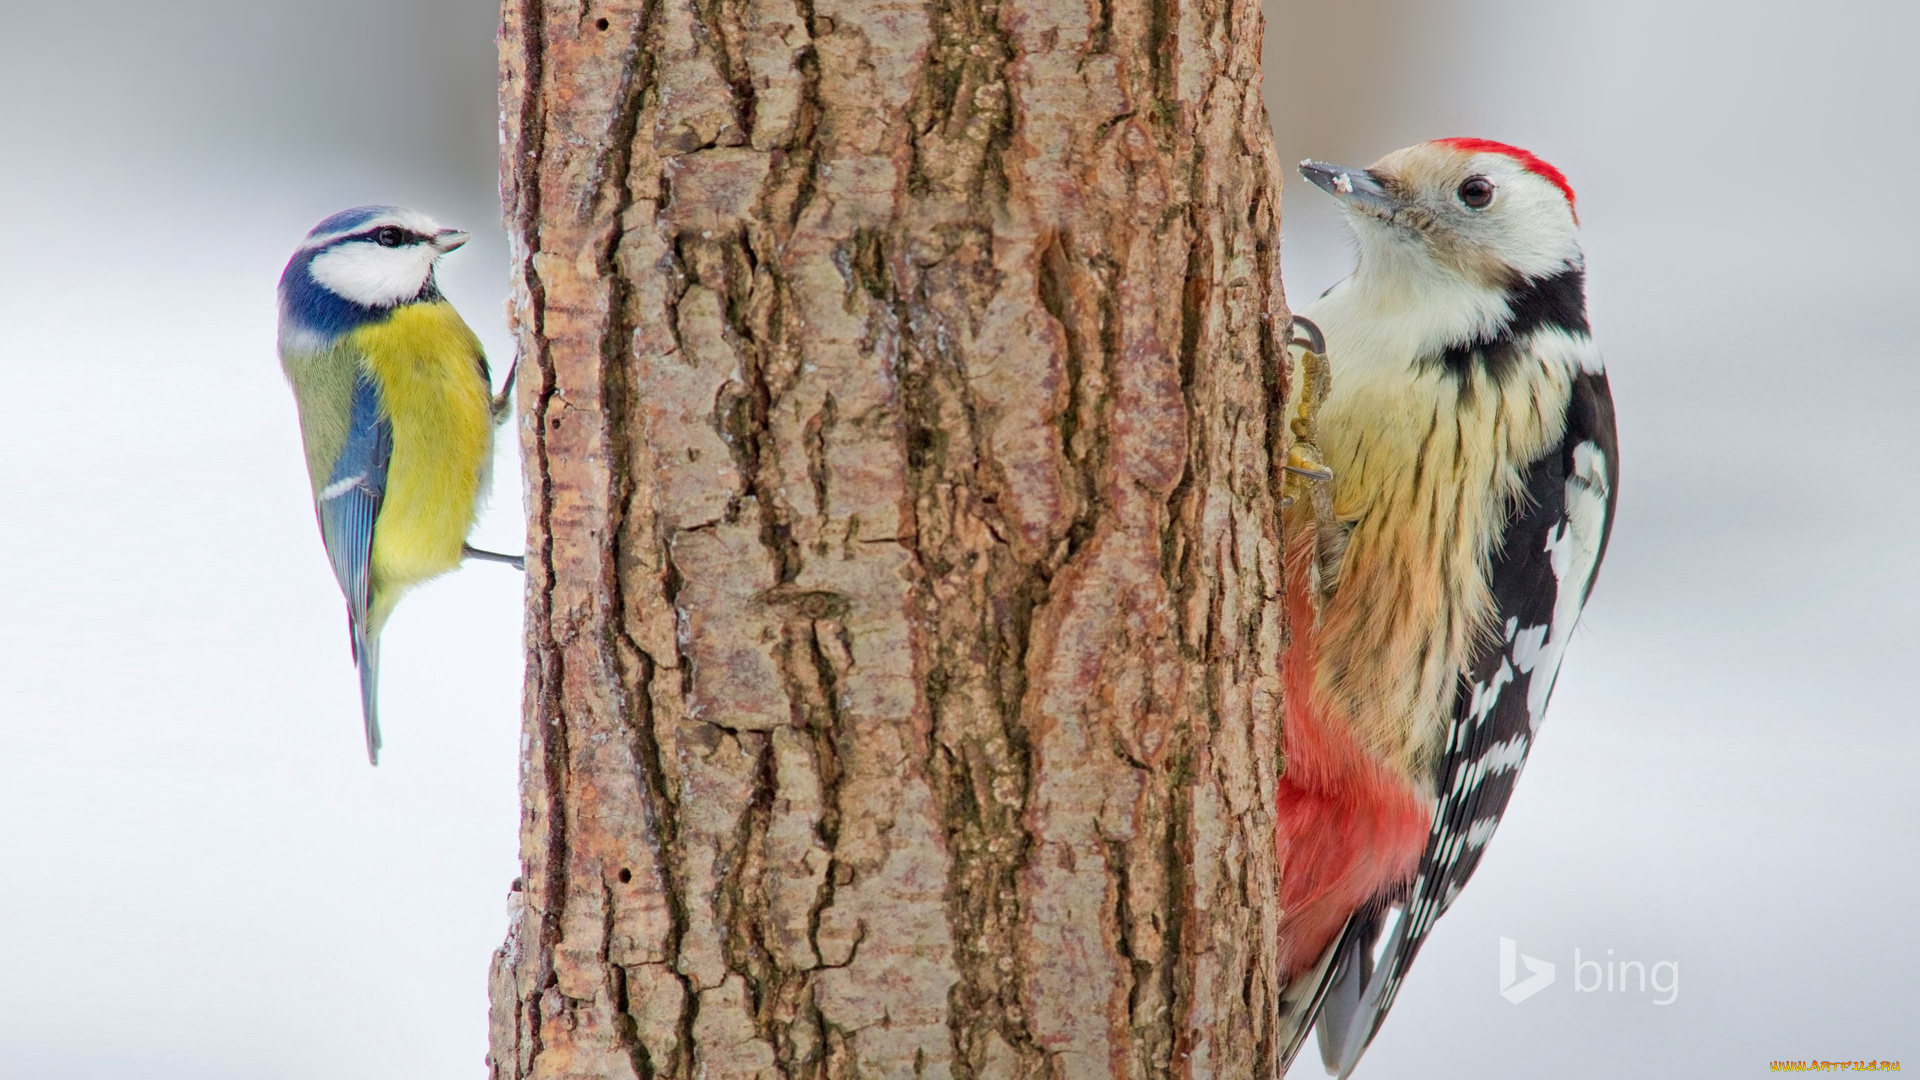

[432,228,471,253]
[1300,160,1398,215]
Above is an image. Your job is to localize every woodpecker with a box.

[1274,139,1618,1075]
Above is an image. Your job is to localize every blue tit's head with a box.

[278,206,469,348]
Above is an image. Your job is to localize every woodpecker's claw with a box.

[1288,314,1326,358]
[1285,319,1335,495]
[1285,439,1334,482]
[1287,320,1333,461]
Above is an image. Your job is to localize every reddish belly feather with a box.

[1276,522,1430,978]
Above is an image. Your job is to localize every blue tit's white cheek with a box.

[308,241,437,308]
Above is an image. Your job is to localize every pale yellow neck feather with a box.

[1299,285,1576,787]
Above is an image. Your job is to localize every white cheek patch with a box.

[309,241,437,308]
[1469,166,1583,282]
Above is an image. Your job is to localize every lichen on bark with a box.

[488,0,1297,1075]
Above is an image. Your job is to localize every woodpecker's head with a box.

[1301,139,1580,289]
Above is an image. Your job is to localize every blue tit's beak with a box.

[1299,160,1398,214]
[432,228,471,253]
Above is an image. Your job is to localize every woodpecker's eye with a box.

[1458,177,1495,209]
[374,226,406,247]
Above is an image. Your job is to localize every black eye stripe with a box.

[347,226,424,247]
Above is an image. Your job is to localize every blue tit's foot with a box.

[491,358,519,422]
[463,544,527,570]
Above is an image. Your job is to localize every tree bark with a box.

[487,0,1296,1074]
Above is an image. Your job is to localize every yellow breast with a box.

[350,301,493,599]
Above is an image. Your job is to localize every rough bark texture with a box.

[487,0,1295,1073]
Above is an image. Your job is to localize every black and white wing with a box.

[1315,369,1618,1076]
[317,373,393,765]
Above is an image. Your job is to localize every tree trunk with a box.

[487,0,1296,1074]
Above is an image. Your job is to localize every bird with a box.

[277,205,520,765]
[1273,139,1618,1075]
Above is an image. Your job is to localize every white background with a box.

[0,0,1914,1076]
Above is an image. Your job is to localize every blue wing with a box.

[317,373,392,764]
[1315,371,1618,1075]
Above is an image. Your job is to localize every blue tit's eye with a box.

[375,227,405,247]
[1458,177,1495,208]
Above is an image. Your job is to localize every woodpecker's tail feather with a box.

[1277,902,1412,1077]
[1321,904,1409,1077]
[1277,921,1344,1071]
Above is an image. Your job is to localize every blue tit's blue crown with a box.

[278,206,454,346]
[308,205,401,239]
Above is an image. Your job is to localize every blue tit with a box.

[277,206,519,765]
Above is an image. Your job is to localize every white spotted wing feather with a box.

[1317,369,1618,1076]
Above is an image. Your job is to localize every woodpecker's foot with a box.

[1284,454,1334,482]
[1285,316,1335,486]
[463,544,527,570]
